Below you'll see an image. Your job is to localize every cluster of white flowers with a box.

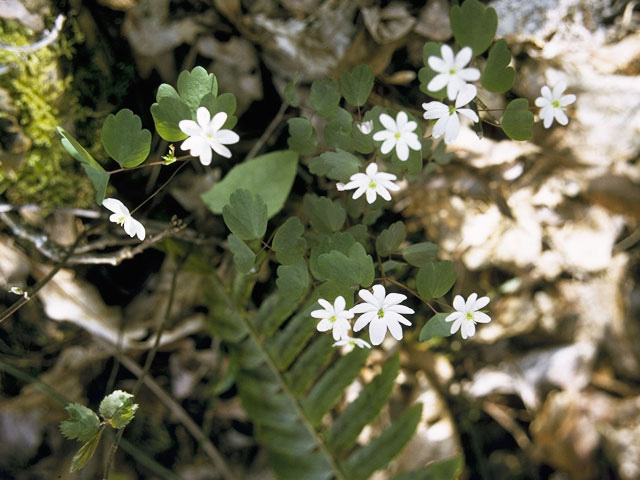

[312,284,415,349]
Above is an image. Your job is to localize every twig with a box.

[0,14,65,53]
[0,204,101,218]
[245,101,288,160]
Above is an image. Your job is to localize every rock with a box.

[414,0,451,41]
[362,2,416,44]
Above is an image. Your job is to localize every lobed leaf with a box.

[450,0,497,56]
[176,66,218,112]
[222,189,268,240]
[287,117,318,155]
[276,258,310,300]
[341,64,374,107]
[99,390,138,429]
[416,261,457,299]
[402,242,439,267]
[501,98,534,141]
[273,217,307,265]
[303,194,347,234]
[200,92,238,129]
[376,221,407,257]
[309,150,362,182]
[481,39,516,93]
[150,96,191,142]
[59,404,101,443]
[101,109,152,168]
[310,78,340,117]
[228,234,256,273]
[324,108,353,151]
[419,312,454,341]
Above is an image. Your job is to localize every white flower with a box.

[423,84,479,144]
[311,296,353,340]
[342,163,400,204]
[351,284,414,345]
[178,107,239,165]
[332,336,372,351]
[372,111,421,161]
[534,81,576,128]
[102,198,146,241]
[357,120,374,135]
[427,45,480,101]
[445,293,491,339]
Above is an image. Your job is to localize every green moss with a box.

[0,18,95,207]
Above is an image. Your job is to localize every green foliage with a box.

[59,404,101,442]
[376,221,407,257]
[70,429,103,473]
[200,92,238,129]
[310,78,341,117]
[416,261,457,299]
[341,65,374,107]
[481,40,516,93]
[201,150,299,218]
[176,66,218,112]
[228,234,256,273]
[101,109,151,168]
[99,390,139,429]
[324,108,353,151]
[273,217,307,265]
[450,0,498,56]
[419,313,454,341]
[57,127,109,204]
[288,117,318,154]
[502,98,534,141]
[284,75,300,107]
[223,189,268,240]
[402,242,439,267]
[418,42,447,100]
[309,150,362,182]
[303,194,347,234]
[150,97,191,141]
[276,259,310,300]
[390,456,463,479]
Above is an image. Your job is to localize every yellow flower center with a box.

[394,132,401,139]
[551,100,561,108]
[377,309,385,318]
[465,312,474,321]
[368,180,377,189]
[329,315,336,324]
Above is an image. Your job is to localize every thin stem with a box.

[245,101,288,160]
[103,250,190,480]
[130,160,190,215]
[379,277,438,315]
[108,155,192,175]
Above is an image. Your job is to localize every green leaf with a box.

[59,404,101,443]
[390,456,463,480]
[201,150,299,218]
[101,109,152,168]
[326,355,399,454]
[317,250,361,287]
[287,117,318,155]
[402,242,439,267]
[177,66,218,113]
[156,83,179,101]
[324,107,353,151]
[273,217,307,265]
[419,313,454,341]
[57,127,110,204]
[310,78,340,117]
[309,231,356,280]
[228,234,256,273]
[429,139,454,165]
[302,194,346,234]
[222,189,268,240]
[99,390,138,429]
[150,96,191,141]
[200,92,238,129]
[376,221,407,257]
[303,347,370,425]
[276,258,310,300]
[450,0,497,56]
[341,64,374,107]
[285,335,335,396]
[309,150,362,182]
[501,98,534,141]
[418,42,447,101]
[416,261,457,299]
[70,428,103,472]
[284,76,299,107]
[342,403,423,480]
[317,281,356,307]
[481,39,516,93]
[348,242,375,287]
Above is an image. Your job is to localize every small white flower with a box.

[342,163,400,204]
[423,84,479,144]
[351,284,414,346]
[311,296,353,340]
[534,81,576,128]
[178,107,239,165]
[357,120,374,135]
[102,198,146,241]
[372,111,421,161]
[445,293,491,339]
[332,336,372,351]
[427,45,480,101]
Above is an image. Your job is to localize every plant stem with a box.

[108,155,192,175]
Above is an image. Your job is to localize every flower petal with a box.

[465,293,478,310]
[199,144,213,165]
[444,113,460,144]
[455,84,477,108]
[554,108,569,125]
[386,311,412,327]
[196,107,211,128]
[131,218,146,241]
[334,296,346,312]
[455,46,472,69]
[423,102,449,119]
[317,319,332,332]
[386,316,404,341]
[474,312,491,323]
[395,140,409,161]
[458,67,480,81]
[365,163,379,176]
[428,55,447,73]
[452,295,466,311]
[211,142,231,159]
[179,119,202,137]
[378,113,397,131]
[396,111,409,127]
[445,311,463,323]
[372,130,393,141]
[474,296,490,310]
[371,284,387,303]
[350,303,377,314]
[535,97,549,107]
[461,320,475,339]
[441,44,454,65]
[368,316,388,345]
[375,185,391,201]
[450,318,462,334]
[353,310,377,331]
[560,94,576,106]
[432,116,448,139]
[404,132,422,151]
[210,111,227,132]
[365,188,377,204]
[552,81,567,98]
[427,73,449,93]
[215,130,240,145]
[457,108,479,123]
[540,85,552,100]
[102,198,128,215]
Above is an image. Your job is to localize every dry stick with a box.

[0,231,87,324]
[245,101,288,161]
[102,251,189,480]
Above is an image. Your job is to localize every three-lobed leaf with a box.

[228,234,256,273]
[70,429,103,473]
[276,258,310,300]
[101,109,151,168]
[376,221,407,257]
[177,66,218,113]
[99,390,138,429]
[450,0,498,56]
[419,312,454,341]
[150,96,191,141]
[502,98,534,141]
[222,189,268,240]
[287,117,317,155]
[59,404,101,443]
[341,64,374,107]
[303,194,346,234]
[416,261,457,299]
[324,107,353,151]
[310,78,340,117]
[273,217,307,265]
[309,149,361,182]
[481,39,516,93]
[202,150,299,218]
[402,242,439,267]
